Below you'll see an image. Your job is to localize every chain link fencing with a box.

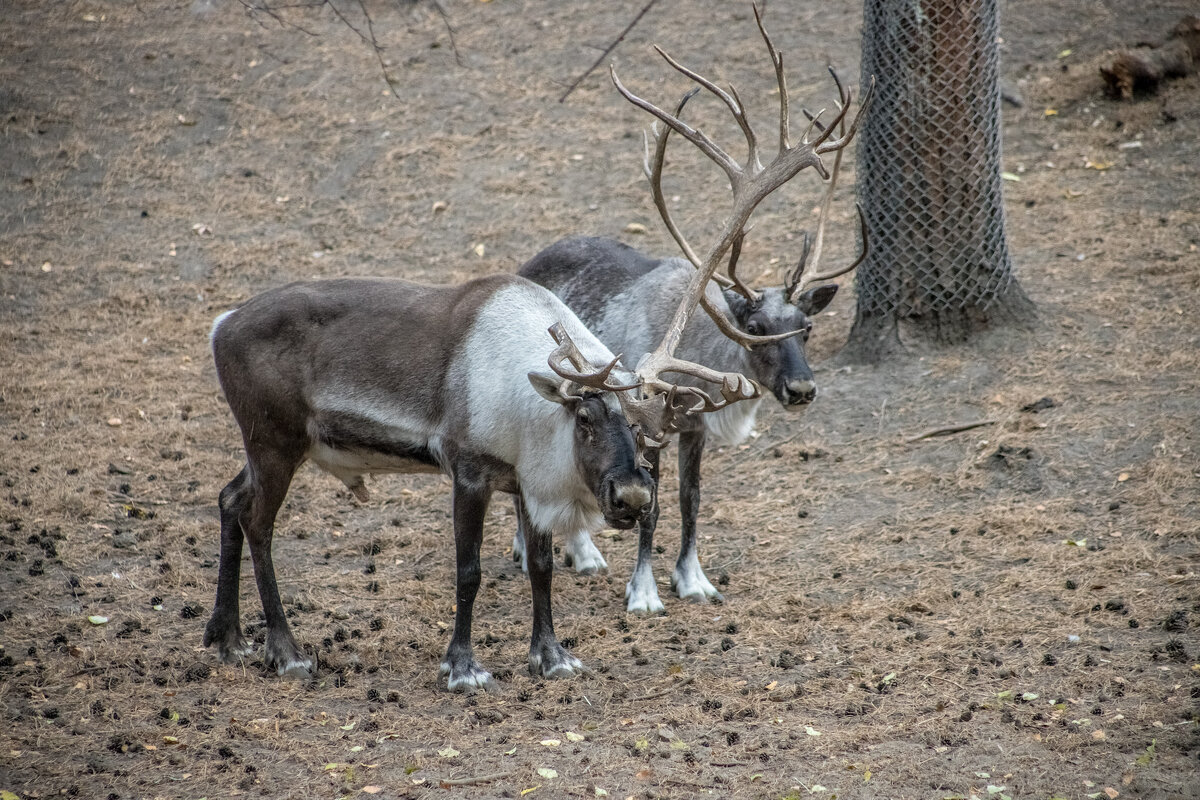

[854,0,1022,326]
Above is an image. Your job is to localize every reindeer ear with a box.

[793,284,838,315]
[528,371,581,406]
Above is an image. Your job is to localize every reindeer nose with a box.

[785,379,817,405]
[611,482,653,517]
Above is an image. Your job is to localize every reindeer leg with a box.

[511,495,528,573]
[238,450,311,678]
[625,446,664,613]
[563,528,608,575]
[204,465,254,662]
[441,472,493,692]
[672,427,723,602]
[520,494,582,679]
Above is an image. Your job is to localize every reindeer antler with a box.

[784,70,873,302]
[611,4,874,427]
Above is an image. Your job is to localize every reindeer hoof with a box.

[671,562,723,604]
[441,659,494,693]
[529,642,583,680]
[625,574,665,614]
[265,635,313,679]
[276,656,315,680]
[204,618,254,663]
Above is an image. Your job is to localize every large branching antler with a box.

[610,4,874,426]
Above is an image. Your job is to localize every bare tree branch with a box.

[558,0,660,103]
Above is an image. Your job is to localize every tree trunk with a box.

[844,0,1033,363]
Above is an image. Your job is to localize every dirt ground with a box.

[1,1,1198,798]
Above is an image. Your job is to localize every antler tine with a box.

[547,323,641,392]
[752,3,790,151]
[783,230,812,298]
[650,45,762,172]
[644,88,709,273]
[611,65,741,184]
[792,202,869,295]
[724,229,760,303]
[815,73,875,155]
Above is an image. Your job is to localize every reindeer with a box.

[513,8,872,613]
[204,275,659,690]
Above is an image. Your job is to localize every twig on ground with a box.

[626,675,694,702]
[439,772,511,788]
[558,0,660,103]
[924,672,969,693]
[903,419,996,444]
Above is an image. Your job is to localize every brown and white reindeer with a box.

[513,8,873,612]
[204,276,658,690]
[203,254,769,690]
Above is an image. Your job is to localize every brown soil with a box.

[1,2,1197,799]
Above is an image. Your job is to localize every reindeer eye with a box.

[746,321,763,336]
[576,406,592,424]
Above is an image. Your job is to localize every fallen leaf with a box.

[624,222,647,234]
[1044,108,1058,116]
[1001,172,1021,182]
[473,243,486,257]
[1057,49,1073,58]
[350,746,364,753]
[1092,729,1106,740]
[1085,161,1113,171]
[520,787,538,796]
[765,681,778,691]
[88,615,109,625]
[864,770,871,782]
[805,726,821,736]
[3,792,21,800]
[340,722,356,731]
[362,787,382,794]
[537,768,558,779]
[565,732,585,742]
[635,768,653,780]
[593,789,608,798]
[106,417,122,427]
[1104,789,1119,799]
[1117,472,1130,482]
[504,747,517,756]
[539,739,561,747]
[1064,538,1087,547]
[437,746,459,758]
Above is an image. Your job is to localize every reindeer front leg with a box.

[519,494,583,679]
[441,473,493,692]
[672,427,723,602]
[626,445,665,613]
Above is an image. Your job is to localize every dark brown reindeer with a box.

[513,8,873,612]
[204,276,658,690]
